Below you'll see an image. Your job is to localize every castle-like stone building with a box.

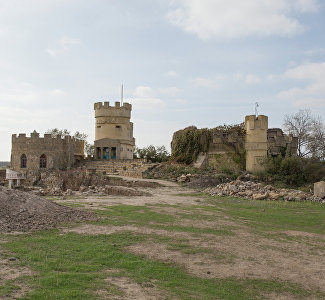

[176,114,298,173]
[10,100,135,174]
[10,131,84,172]
[9,99,297,176]
[94,101,135,160]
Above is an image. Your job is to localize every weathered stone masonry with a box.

[94,101,135,160]
[11,131,84,172]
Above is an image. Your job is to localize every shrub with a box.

[263,155,325,186]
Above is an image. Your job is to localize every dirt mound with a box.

[104,186,151,197]
[0,186,97,233]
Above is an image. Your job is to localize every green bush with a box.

[134,145,170,163]
[279,156,304,185]
[263,155,325,186]
[171,124,245,165]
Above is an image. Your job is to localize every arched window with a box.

[40,154,47,168]
[20,154,27,168]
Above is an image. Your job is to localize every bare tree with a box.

[283,110,325,159]
[307,119,325,160]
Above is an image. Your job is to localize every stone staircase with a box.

[82,159,157,178]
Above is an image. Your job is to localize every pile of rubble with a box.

[0,186,97,233]
[203,180,324,203]
[36,185,151,197]
[22,169,161,196]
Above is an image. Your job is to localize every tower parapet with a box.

[245,115,268,173]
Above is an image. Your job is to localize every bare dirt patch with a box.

[101,273,168,300]
[126,243,229,279]
[56,186,203,208]
[62,224,189,239]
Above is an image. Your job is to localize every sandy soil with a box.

[60,176,325,296]
[96,269,169,300]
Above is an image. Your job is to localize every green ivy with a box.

[171,124,245,165]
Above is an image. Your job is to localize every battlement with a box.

[12,131,80,144]
[94,101,132,111]
[245,115,268,132]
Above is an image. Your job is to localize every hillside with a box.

[0,161,9,168]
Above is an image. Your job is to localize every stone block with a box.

[314,181,325,199]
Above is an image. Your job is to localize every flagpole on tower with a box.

[121,84,124,106]
[255,102,259,118]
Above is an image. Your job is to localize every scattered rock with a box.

[252,193,266,200]
[177,174,189,183]
[204,180,321,203]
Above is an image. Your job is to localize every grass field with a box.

[0,187,324,299]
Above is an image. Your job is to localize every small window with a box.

[120,148,123,151]
[116,125,121,128]
[40,154,47,169]
[20,154,27,168]
[97,126,101,128]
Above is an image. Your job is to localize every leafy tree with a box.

[85,143,95,156]
[46,128,71,138]
[134,145,170,163]
[45,129,93,156]
[73,131,88,141]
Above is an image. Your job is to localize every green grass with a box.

[0,280,21,297]
[177,193,325,235]
[2,231,323,300]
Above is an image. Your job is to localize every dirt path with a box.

[58,178,325,297]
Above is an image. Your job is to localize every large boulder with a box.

[314,181,325,199]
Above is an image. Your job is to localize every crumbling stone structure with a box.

[172,114,298,173]
[267,128,298,156]
[10,131,84,173]
[94,101,135,160]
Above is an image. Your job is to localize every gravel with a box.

[0,186,97,233]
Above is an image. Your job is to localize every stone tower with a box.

[94,101,135,160]
[245,115,268,173]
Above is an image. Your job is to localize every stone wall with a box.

[267,128,298,156]
[83,159,154,178]
[171,115,298,173]
[11,131,84,173]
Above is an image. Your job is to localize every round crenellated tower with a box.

[94,101,135,160]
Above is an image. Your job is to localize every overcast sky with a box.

[1,0,325,160]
